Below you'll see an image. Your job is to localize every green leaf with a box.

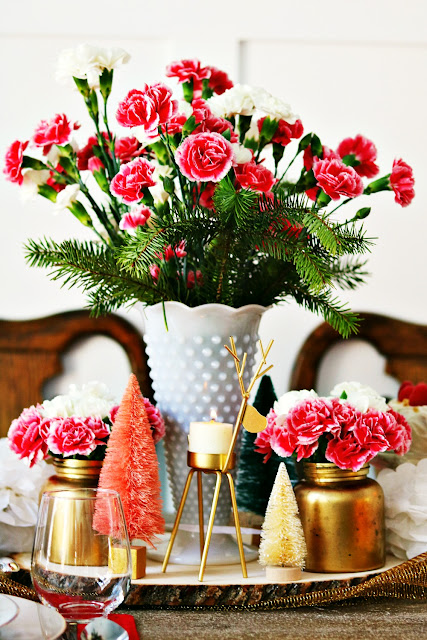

[21,157,48,171]
[259,116,279,143]
[355,207,371,220]
[99,68,113,100]
[297,133,312,153]
[73,76,90,98]
[68,201,93,227]
[182,115,198,137]
[38,184,58,202]
[58,157,79,181]
[182,80,193,103]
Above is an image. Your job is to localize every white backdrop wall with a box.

[1,0,426,405]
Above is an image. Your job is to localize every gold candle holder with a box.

[162,337,273,582]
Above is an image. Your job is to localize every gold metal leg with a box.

[198,471,222,582]
[197,471,204,558]
[226,472,248,579]
[162,468,195,573]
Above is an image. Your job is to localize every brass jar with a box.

[294,463,385,573]
[40,458,106,566]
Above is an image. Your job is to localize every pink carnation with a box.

[33,113,77,154]
[166,59,211,85]
[46,416,108,457]
[325,432,373,471]
[192,99,213,123]
[313,157,364,200]
[8,405,50,467]
[194,115,238,143]
[254,409,277,462]
[186,269,203,289]
[258,117,304,146]
[162,113,187,136]
[303,145,339,172]
[287,397,337,446]
[88,156,104,173]
[3,140,29,185]
[352,410,390,454]
[143,398,165,444]
[384,409,412,455]
[110,157,156,203]
[119,206,151,231]
[114,136,145,163]
[194,181,216,210]
[235,161,276,193]
[206,66,233,95]
[117,84,178,139]
[149,264,160,283]
[337,135,379,178]
[161,240,187,262]
[176,132,233,182]
[77,135,103,170]
[389,158,415,207]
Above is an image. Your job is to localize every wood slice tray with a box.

[12,553,402,608]
[125,556,401,608]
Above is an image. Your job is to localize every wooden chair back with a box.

[289,312,427,391]
[0,310,152,437]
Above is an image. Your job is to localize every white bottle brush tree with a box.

[259,462,307,581]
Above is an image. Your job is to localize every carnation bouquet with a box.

[7,381,165,467]
[4,45,415,337]
[255,381,412,472]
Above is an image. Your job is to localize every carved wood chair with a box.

[289,312,427,391]
[0,310,153,438]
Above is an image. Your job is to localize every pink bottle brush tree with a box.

[96,373,164,546]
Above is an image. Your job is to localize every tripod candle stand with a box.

[162,337,273,582]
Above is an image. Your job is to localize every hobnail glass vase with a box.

[140,301,266,564]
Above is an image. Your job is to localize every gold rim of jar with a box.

[302,462,369,483]
[53,457,103,480]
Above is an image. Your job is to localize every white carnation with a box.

[329,381,388,413]
[208,84,260,118]
[40,381,116,419]
[231,143,253,165]
[208,84,298,124]
[53,184,80,213]
[149,162,174,204]
[274,389,318,417]
[56,43,130,89]
[21,169,50,201]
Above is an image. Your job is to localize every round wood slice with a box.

[265,565,302,582]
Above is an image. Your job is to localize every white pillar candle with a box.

[188,421,233,454]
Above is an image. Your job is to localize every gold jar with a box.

[294,463,385,573]
[40,458,106,566]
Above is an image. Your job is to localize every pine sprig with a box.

[24,237,166,313]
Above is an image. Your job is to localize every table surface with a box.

[118,599,427,639]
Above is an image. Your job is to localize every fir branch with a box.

[24,238,167,313]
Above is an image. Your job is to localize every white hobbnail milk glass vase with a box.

[140,302,266,564]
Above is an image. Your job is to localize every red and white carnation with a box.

[3,140,29,184]
[119,206,151,231]
[110,157,156,203]
[313,157,364,200]
[8,405,50,467]
[389,158,415,207]
[33,113,78,154]
[337,134,380,178]
[176,132,233,182]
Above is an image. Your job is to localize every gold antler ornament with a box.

[162,337,274,582]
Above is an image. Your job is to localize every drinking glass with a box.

[31,488,131,623]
